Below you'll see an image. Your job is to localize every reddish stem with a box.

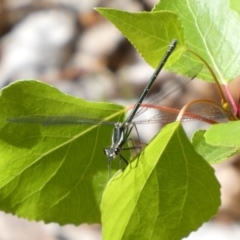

[223,85,238,114]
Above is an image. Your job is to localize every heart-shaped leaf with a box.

[101,122,220,240]
[192,129,240,164]
[96,8,185,68]
[205,121,240,147]
[154,0,240,83]
[0,80,125,224]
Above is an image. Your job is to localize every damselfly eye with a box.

[114,148,120,155]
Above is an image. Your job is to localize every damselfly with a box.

[8,40,222,173]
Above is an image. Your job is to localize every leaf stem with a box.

[187,50,228,104]
[222,84,238,114]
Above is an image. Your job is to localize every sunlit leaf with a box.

[192,130,239,164]
[101,122,220,240]
[154,0,240,83]
[96,8,185,68]
[0,80,125,224]
[205,121,240,147]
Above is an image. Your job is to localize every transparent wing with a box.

[7,102,227,126]
[132,103,228,124]
[7,115,116,126]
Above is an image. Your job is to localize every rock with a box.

[0,8,78,88]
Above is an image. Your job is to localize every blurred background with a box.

[0,0,240,239]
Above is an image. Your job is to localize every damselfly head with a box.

[104,148,119,161]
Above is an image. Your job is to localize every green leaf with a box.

[192,130,239,164]
[96,8,185,69]
[205,121,240,147]
[154,0,240,83]
[101,122,220,240]
[230,0,240,15]
[0,80,126,224]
